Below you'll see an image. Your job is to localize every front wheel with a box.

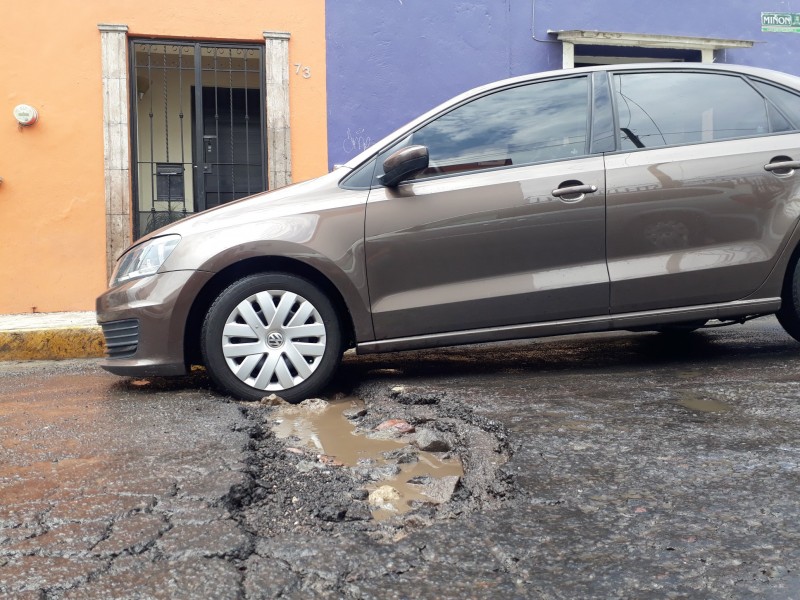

[201,273,343,403]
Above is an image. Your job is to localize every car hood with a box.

[133,167,351,246]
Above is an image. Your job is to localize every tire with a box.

[777,258,800,342]
[201,273,343,403]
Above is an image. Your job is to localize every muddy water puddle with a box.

[271,397,463,520]
[675,391,733,413]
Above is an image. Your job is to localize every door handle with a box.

[764,160,800,176]
[551,183,598,203]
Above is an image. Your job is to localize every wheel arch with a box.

[183,256,360,367]
[742,213,800,306]
[775,236,800,341]
[779,235,800,297]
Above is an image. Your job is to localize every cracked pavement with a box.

[2,318,800,598]
[0,365,252,598]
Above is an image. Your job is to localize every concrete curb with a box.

[0,312,105,361]
[0,328,105,361]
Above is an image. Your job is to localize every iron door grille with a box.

[129,41,267,239]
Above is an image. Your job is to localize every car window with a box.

[614,72,771,151]
[341,156,377,189]
[752,80,800,131]
[766,102,795,133]
[396,76,590,179]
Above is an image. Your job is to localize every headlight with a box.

[111,235,181,286]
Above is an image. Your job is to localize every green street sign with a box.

[762,12,800,33]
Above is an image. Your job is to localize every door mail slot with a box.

[156,163,185,201]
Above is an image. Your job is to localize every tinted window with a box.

[614,72,770,150]
[753,80,800,130]
[401,77,589,178]
[767,103,794,133]
[341,157,377,189]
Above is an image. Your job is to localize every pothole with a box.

[270,397,464,520]
[234,383,514,542]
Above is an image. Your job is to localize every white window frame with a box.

[550,30,754,69]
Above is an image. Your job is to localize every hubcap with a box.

[221,290,327,392]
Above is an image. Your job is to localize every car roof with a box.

[343,62,800,170]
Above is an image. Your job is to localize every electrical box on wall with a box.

[13,104,39,127]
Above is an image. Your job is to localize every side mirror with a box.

[378,145,429,187]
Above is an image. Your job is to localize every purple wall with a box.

[325,0,800,169]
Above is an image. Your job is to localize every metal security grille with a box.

[130,41,266,239]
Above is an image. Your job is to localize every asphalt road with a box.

[1,317,799,598]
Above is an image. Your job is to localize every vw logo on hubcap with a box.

[267,332,285,349]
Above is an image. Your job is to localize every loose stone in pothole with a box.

[270,397,463,520]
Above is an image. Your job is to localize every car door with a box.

[606,70,800,314]
[364,75,610,340]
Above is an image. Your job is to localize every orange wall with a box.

[0,1,327,314]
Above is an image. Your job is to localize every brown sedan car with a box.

[98,63,800,402]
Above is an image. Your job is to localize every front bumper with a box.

[96,270,213,377]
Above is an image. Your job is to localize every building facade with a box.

[0,1,326,314]
[326,0,800,169]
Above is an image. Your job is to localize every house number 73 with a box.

[294,64,312,79]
